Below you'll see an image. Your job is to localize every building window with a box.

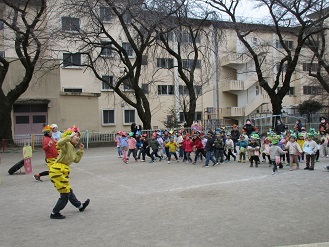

[0,51,5,57]
[122,42,134,57]
[123,12,132,24]
[179,111,202,122]
[141,83,149,94]
[276,63,287,72]
[302,63,318,72]
[63,53,82,67]
[182,59,201,69]
[141,55,148,65]
[303,86,323,95]
[156,32,173,42]
[158,85,174,95]
[100,41,113,57]
[178,85,202,96]
[63,88,83,93]
[157,58,174,69]
[276,87,295,96]
[276,40,293,50]
[178,31,200,43]
[0,21,4,30]
[251,37,258,44]
[102,109,115,125]
[100,6,112,22]
[124,109,135,124]
[123,79,133,91]
[101,75,114,91]
[61,17,80,32]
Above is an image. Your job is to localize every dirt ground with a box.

[1,147,329,247]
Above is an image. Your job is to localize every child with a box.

[119,132,128,163]
[139,134,151,161]
[214,133,225,164]
[115,131,123,158]
[248,137,260,167]
[165,137,179,164]
[297,127,307,162]
[225,134,236,162]
[49,126,89,219]
[33,125,59,181]
[192,133,206,164]
[269,139,286,174]
[284,134,302,171]
[261,138,271,164]
[237,135,248,163]
[149,134,162,163]
[183,135,194,163]
[302,133,318,170]
[127,132,137,162]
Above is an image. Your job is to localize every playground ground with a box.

[0,146,329,247]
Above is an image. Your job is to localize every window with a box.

[33,115,46,124]
[141,55,148,65]
[16,116,29,124]
[302,63,318,72]
[251,37,258,44]
[63,88,83,93]
[102,109,115,125]
[276,63,287,72]
[256,86,259,95]
[0,21,3,30]
[303,86,323,95]
[123,79,133,91]
[0,51,5,57]
[101,75,114,90]
[100,6,112,22]
[100,41,113,57]
[178,31,200,43]
[141,83,149,94]
[157,58,174,69]
[182,59,201,69]
[61,17,80,32]
[123,12,132,24]
[124,109,135,124]
[179,85,202,96]
[158,85,174,95]
[276,40,293,50]
[63,53,81,67]
[179,112,202,122]
[276,87,295,96]
[156,32,173,42]
[122,42,134,57]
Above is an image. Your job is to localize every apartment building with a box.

[1,1,325,135]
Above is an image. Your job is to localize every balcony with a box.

[221,79,256,92]
[221,80,244,91]
[221,53,251,67]
[222,107,244,117]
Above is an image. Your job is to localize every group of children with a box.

[114,125,325,175]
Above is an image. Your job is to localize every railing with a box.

[222,107,244,117]
[244,94,271,116]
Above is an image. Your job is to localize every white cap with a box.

[51,124,58,129]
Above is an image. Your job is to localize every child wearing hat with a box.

[269,138,286,174]
[284,134,302,171]
[302,133,318,170]
[237,135,248,163]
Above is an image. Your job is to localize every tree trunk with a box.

[270,95,283,128]
[0,102,14,146]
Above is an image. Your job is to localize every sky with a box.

[237,0,269,18]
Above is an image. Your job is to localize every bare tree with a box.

[156,1,214,128]
[60,0,188,130]
[205,0,329,118]
[0,0,49,143]
[304,4,329,93]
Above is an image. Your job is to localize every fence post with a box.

[86,130,89,149]
[31,134,35,151]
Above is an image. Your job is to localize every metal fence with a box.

[1,121,321,152]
